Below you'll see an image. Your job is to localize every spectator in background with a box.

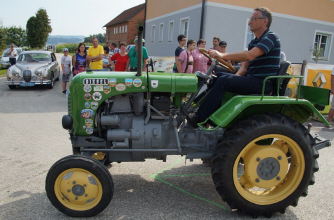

[72,43,87,76]
[61,48,72,94]
[212,37,221,50]
[108,42,120,56]
[6,43,17,66]
[127,37,148,72]
[173,34,187,73]
[178,39,196,73]
[111,43,129,71]
[328,68,334,123]
[192,39,209,73]
[102,46,112,70]
[218,41,227,53]
[87,37,104,70]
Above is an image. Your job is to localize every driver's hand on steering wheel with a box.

[208,49,224,59]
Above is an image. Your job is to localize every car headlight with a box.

[35,67,47,76]
[9,66,21,77]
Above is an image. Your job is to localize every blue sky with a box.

[0,0,145,36]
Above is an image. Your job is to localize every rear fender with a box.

[208,96,330,128]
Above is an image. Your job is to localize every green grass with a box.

[0,69,7,77]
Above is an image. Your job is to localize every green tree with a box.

[0,27,6,52]
[26,9,52,48]
[5,26,26,46]
[84,33,106,44]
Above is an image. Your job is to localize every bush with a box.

[56,43,78,53]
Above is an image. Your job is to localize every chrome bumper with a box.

[5,80,52,86]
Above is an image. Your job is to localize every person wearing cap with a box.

[218,41,227,53]
[127,37,149,72]
[87,37,104,70]
[61,48,72,94]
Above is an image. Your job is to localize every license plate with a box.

[20,82,35,87]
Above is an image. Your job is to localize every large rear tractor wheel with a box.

[45,155,114,217]
[211,114,319,217]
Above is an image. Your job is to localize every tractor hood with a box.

[68,71,198,135]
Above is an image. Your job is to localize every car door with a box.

[51,53,60,78]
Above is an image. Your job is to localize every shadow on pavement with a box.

[0,165,298,219]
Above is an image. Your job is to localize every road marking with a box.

[150,158,228,210]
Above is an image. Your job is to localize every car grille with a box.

[23,70,32,82]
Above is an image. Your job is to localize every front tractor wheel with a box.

[45,155,114,217]
[211,114,319,217]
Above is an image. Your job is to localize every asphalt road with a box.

[0,77,333,220]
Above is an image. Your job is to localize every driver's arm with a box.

[213,47,265,62]
[235,62,249,76]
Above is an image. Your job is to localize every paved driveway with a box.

[0,77,333,219]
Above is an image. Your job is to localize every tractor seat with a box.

[271,61,291,96]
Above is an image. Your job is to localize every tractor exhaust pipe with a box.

[136,26,144,76]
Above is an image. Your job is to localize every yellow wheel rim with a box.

[54,168,103,211]
[233,134,305,205]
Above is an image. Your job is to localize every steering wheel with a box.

[199,48,236,73]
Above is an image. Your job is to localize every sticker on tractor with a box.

[115,83,126,91]
[125,78,133,87]
[84,93,92,101]
[86,127,94,135]
[84,102,91,108]
[94,85,103,92]
[83,78,108,85]
[91,101,98,110]
[92,92,102,101]
[108,78,117,87]
[151,80,159,88]
[85,119,93,126]
[83,84,92,93]
[81,109,94,119]
[103,85,111,94]
[84,123,93,128]
[133,78,142,87]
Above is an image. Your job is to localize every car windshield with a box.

[2,48,10,57]
[17,53,51,62]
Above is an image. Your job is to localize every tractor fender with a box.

[208,95,330,128]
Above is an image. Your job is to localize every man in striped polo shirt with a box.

[196,7,281,123]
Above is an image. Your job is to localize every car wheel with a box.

[45,155,114,217]
[47,75,54,89]
[8,85,16,89]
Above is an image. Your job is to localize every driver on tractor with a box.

[196,7,281,123]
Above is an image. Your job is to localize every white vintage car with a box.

[6,51,60,89]
[0,47,23,68]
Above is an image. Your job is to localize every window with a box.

[180,18,189,37]
[151,25,156,43]
[115,27,118,34]
[168,21,174,42]
[159,23,164,42]
[313,31,333,61]
[119,26,122,33]
[125,25,127,33]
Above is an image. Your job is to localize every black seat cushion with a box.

[272,61,291,96]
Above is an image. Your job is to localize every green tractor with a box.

[45,30,331,217]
